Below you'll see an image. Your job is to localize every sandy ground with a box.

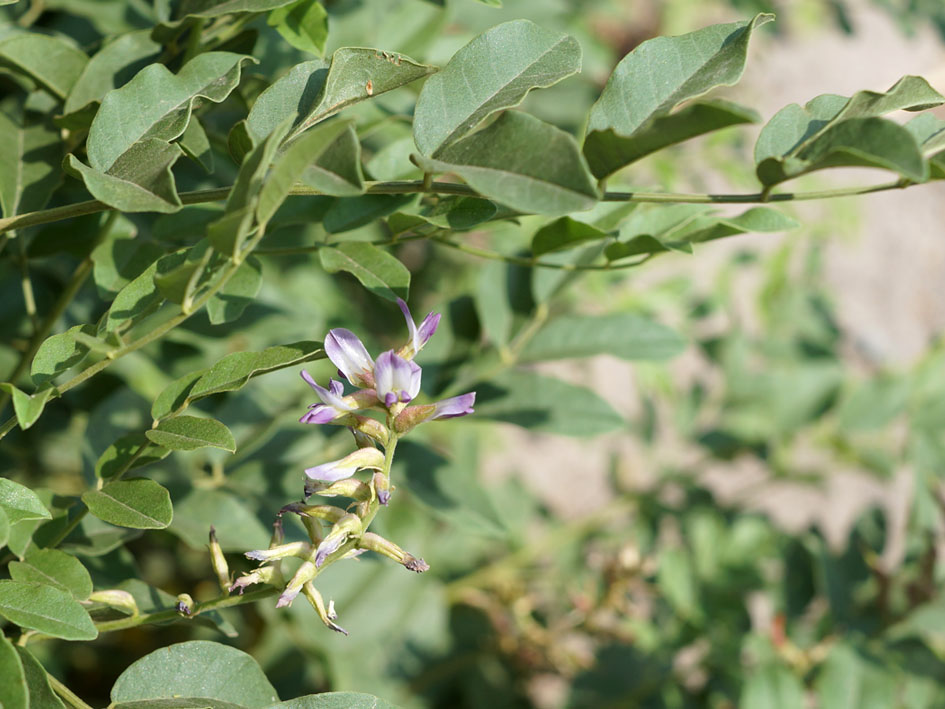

[489,0,945,561]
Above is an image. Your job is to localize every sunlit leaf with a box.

[0,580,98,640]
[145,416,236,452]
[9,549,93,600]
[0,479,51,525]
[320,242,410,301]
[0,383,54,430]
[267,0,328,56]
[0,33,88,99]
[83,478,174,530]
[413,19,581,156]
[520,313,686,362]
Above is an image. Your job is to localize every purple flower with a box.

[374,350,421,408]
[397,298,440,358]
[299,373,354,424]
[304,448,385,483]
[325,328,375,388]
[431,392,476,419]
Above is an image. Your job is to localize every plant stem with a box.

[45,672,94,709]
[0,179,914,237]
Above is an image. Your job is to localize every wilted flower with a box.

[304,447,385,483]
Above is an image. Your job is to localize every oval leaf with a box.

[82,478,173,530]
[145,416,237,452]
[110,640,279,707]
[519,313,686,362]
[415,111,598,215]
[0,580,98,640]
[0,478,51,525]
[0,34,88,99]
[319,242,410,302]
[16,646,66,708]
[0,634,28,709]
[413,19,582,156]
[267,693,401,709]
[9,549,93,600]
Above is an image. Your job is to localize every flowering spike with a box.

[324,329,375,388]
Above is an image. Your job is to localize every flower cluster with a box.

[229,300,475,634]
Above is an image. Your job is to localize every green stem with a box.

[45,672,94,709]
[0,180,913,237]
[43,508,88,550]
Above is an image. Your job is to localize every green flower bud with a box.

[209,526,231,593]
[87,589,138,616]
[358,532,429,573]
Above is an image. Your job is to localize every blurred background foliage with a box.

[2,0,945,707]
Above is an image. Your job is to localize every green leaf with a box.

[61,29,161,127]
[419,196,497,230]
[267,0,328,56]
[30,324,96,385]
[59,515,143,558]
[266,693,400,708]
[110,640,279,707]
[152,341,324,419]
[0,479,51,525]
[91,235,166,295]
[319,242,410,302]
[178,117,214,173]
[0,384,54,430]
[0,33,89,99]
[740,666,806,709]
[170,489,269,552]
[323,194,414,234]
[814,643,896,709]
[413,19,582,156]
[0,580,98,640]
[414,111,598,215]
[146,416,237,452]
[0,507,8,550]
[245,49,434,145]
[16,646,66,708]
[206,255,262,324]
[584,100,759,180]
[657,547,701,620]
[0,109,61,218]
[105,257,164,332]
[531,217,610,256]
[473,370,624,436]
[475,261,513,348]
[905,112,945,179]
[9,549,93,600]
[87,52,254,173]
[755,75,944,187]
[520,313,685,362]
[114,700,248,709]
[584,14,772,179]
[258,121,364,224]
[65,141,185,213]
[605,206,797,260]
[82,478,174,530]
[96,432,171,479]
[0,634,28,709]
[153,244,206,304]
[177,0,296,18]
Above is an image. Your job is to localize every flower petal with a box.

[374,350,422,406]
[431,392,476,419]
[325,329,375,387]
[397,298,441,356]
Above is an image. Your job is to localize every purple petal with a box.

[315,535,345,567]
[416,312,440,349]
[325,329,374,386]
[304,459,355,483]
[397,298,417,349]
[431,392,476,419]
[300,405,340,424]
[375,350,422,406]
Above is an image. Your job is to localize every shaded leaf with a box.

[319,242,410,302]
[414,111,598,215]
[178,117,214,173]
[0,479,51,525]
[16,646,66,708]
[0,580,98,640]
[105,257,165,332]
[519,313,686,362]
[413,19,581,156]
[419,196,497,230]
[585,100,759,180]
[0,33,88,99]
[906,112,945,179]
[146,416,237,452]
[59,515,143,558]
[0,508,8,550]
[740,666,806,709]
[246,49,433,145]
[0,383,54,430]
[0,108,61,218]
[114,700,248,709]
[170,489,269,552]
[91,235,166,295]
[531,217,610,256]
[110,641,279,707]
[473,370,624,436]
[30,324,96,384]
[0,634,28,709]
[82,478,174,529]
[96,432,171,479]
[266,693,400,708]
[61,29,161,128]
[323,194,414,234]
[207,255,262,324]
[267,0,328,56]
[9,548,93,600]
[755,75,944,186]
[177,0,295,18]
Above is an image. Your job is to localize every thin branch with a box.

[45,672,94,709]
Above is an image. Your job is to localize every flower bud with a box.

[302,582,347,635]
[230,565,280,595]
[176,593,195,616]
[347,414,390,445]
[314,514,362,568]
[208,526,231,593]
[305,477,373,501]
[372,472,391,505]
[245,541,312,562]
[393,403,436,434]
[277,560,318,608]
[281,503,347,523]
[87,589,138,616]
[358,532,429,573]
[304,447,385,483]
